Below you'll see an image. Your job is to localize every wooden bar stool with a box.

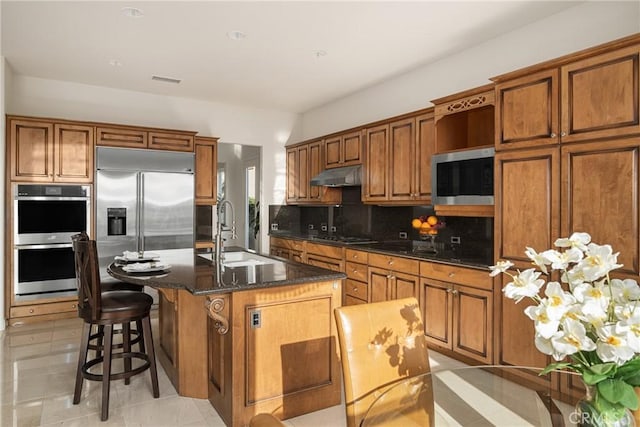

[72,234,159,421]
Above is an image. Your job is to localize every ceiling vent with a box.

[151,75,182,84]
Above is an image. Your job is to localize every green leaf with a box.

[598,379,639,410]
[540,362,572,376]
[588,363,617,377]
[622,373,640,387]
[582,370,609,385]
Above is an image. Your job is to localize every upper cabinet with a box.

[194,136,218,205]
[362,109,434,205]
[432,84,495,153]
[97,125,196,152]
[494,38,640,151]
[324,130,363,169]
[8,116,94,183]
[286,140,340,205]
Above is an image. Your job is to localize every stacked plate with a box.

[115,251,171,273]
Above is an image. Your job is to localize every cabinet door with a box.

[148,131,195,152]
[54,123,94,183]
[561,138,640,278]
[324,135,342,169]
[96,126,147,148]
[495,68,559,151]
[368,266,392,303]
[495,146,560,270]
[308,141,323,200]
[9,118,54,182]
[414,112,434,202]
[363,124,389,202]
[561,45,640,144]
[342,131,362,166]
[296,145,309,201]
[195,137,218,204]
[158,289,178,379]
[422,279,452,349]
[388,118,415,201]
[453,285,492,364]
[286,147,298,203]
[392,271,420,301]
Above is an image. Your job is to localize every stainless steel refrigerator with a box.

[95,146,195,280]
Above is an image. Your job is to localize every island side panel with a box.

[208,279,342,427]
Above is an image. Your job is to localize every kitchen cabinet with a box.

[421,261,493,364]
[324,130,362,168]
[432,84,495,153]
[97,124,196,152]
[286,141,340,205]
[561,137,640,279]
[362,110,435,205]
[195,136,218,205]
[305,242,344,272]
[8,117,94,183]
[494,39,640,151]
[269,237,305,262]
[368,253,420,302]
[344,249,369,305]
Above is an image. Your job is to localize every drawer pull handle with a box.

[448,272,455,277]
[452,289,459,295]
[29,309,34,313]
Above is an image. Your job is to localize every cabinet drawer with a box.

[11,300,78,318]
[148,131,195,152]
[270,237,289,248]
[345,279,368,300]
[307,254,343,272]
[345,262,368,281]
[306,242,343,260]
[289,239,306,251]
[345,248,368,264]
[420,262,492,290]
[345,295,368,306]
[368,253,419,275]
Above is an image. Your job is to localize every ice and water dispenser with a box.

[107,208,126,236]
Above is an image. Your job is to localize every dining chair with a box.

[72,233,159,421]
[249,413,286,427]
[334,297,434,427]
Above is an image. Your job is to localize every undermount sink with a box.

[199,251,279,268]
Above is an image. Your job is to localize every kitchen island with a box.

[108,248,345,427]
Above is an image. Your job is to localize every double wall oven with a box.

[13,184,91,301]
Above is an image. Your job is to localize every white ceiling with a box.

[2,1,582,113]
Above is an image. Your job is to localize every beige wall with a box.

[299,1,640,140]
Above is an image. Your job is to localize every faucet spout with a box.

[215,200,237,263]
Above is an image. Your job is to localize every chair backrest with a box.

[71,232,101,321]
[334,297,434,427]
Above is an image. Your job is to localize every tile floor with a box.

[0,311,572,426]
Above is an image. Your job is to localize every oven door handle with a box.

[15,243,74,250]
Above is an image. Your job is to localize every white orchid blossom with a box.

[550,319,597,360]
[610,278,640,304]
[524,247,550,274]
[596,324,635,364]
[542,247,583,271]
[502,268,545,303]
[489,260,514,277]
[554,232,591,251]
[616,314,640,353]
[525,304,560,339]
[575,243,622,282]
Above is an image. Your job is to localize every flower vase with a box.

[576,383,635,427]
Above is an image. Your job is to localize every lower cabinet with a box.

[421,262,493,364]
[305,242,344,272]
[368,253,420,303]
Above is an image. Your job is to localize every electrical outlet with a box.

[270,223,278,231]
[330,226,337,232]
[451,236,461,244]
[399,232,408,239]
[321,224,328,232]
[308,224,315,230]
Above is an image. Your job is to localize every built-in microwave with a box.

[431,147,494,205]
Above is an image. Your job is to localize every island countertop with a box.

[107,248,346,295]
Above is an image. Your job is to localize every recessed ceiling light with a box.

[152,75,182,84]
[109,59,123,67]
[121,7,144,18]
[226,30,247,41]
[314,50,328,58]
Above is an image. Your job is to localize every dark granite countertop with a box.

[270,232,491,270]
[107,248,346,296]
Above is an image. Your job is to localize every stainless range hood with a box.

[310,165,362,187]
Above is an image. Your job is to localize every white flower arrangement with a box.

[490,232,640,420]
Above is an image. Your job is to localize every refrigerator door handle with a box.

[137,172,144,253]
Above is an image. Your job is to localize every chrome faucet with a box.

[215,200,237,263]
